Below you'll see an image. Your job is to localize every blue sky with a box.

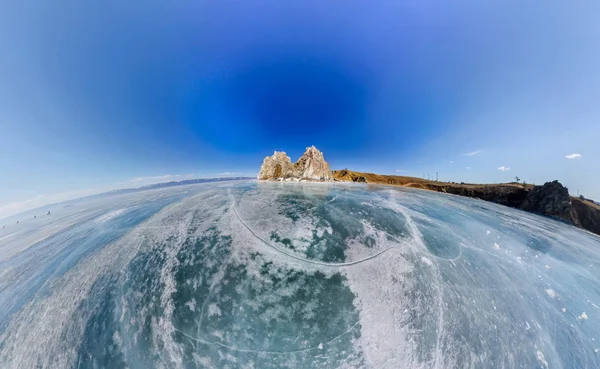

[1,0,599,218]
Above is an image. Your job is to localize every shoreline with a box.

[332,170,600,237]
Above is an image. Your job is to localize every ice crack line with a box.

[173,320,361,355]
[228,189,399,268]
[378,190,446,369]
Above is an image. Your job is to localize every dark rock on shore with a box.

[331,169,600,237]
[520,180,579,223]
[429,181,589,230]
[571,197,600,236]
[439,185,529,208]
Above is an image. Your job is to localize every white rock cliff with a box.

[257,146,332,181]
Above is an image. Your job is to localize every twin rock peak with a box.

[257,146,332,182]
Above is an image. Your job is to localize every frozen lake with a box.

[1,181,599,368]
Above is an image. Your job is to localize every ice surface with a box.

[1,181,600,368]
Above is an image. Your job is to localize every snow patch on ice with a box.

[578,312,588,320]
[185,300,197,311]
[421,256,433,266]
[95,208,126,223]
[545,289,557,299]
[536,350,548,369]
[208,303,222,317]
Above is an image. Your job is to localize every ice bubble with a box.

[578,312,588,320]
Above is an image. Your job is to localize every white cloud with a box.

[497,166,511,171]
[449,161,454,164]
[461,150,481,156]
[129,177,148,182]
[466,166,471,169]
[565,153,582,159]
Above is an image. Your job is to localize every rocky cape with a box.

[257,146,332,181]
[256,149,600,236]
[333,170,600,237]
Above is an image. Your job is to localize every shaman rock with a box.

[257,146,332,181]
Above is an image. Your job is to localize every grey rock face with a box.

[521,180,579,223]
[257,146,332,181]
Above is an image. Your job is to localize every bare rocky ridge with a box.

[257,146,332,181]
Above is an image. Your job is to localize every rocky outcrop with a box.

[571,198,600,235]
[426,180,580,224]
[332,169,367,183]
[520,180,579,223]
[257,146,332,181]
[436,185,529,208]
[432,182,600,236]
[292,146,332,181]
[257,152,294,180]
[332,169,600,236]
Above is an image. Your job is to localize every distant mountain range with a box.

[76,177,254,202]
[0,177,255,223]
[105,177,254,195]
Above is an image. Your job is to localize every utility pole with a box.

[436,172,438,181]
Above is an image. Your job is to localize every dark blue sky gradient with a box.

[1,0,599,214]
